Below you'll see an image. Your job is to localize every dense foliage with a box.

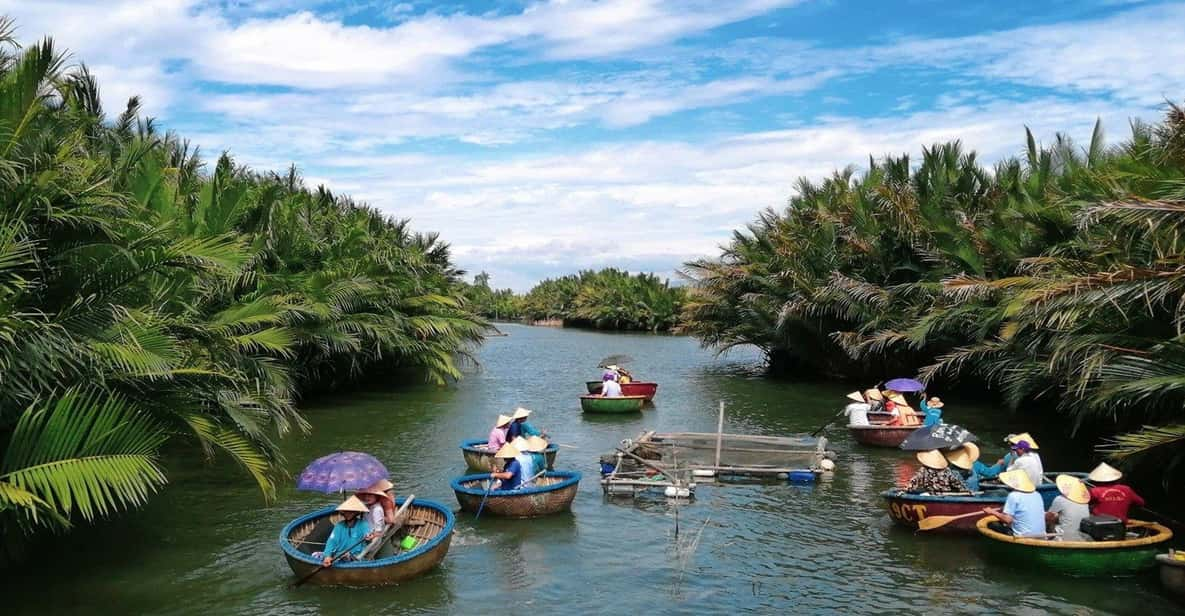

[682,106,1185,479]
[520,268,684,331]
[0,20,485,551]
[460,271,522,320]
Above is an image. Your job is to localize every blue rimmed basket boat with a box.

[882,472,1087,534]
[279,497,454,586]
[460,438,558,472]
[451,471,581,518]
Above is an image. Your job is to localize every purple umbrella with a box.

[883,377,926,392]
[296,451,389,493]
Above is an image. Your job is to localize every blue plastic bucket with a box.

[787,470,816,483]
[600,462,616,475]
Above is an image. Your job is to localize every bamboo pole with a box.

[714,400,725,469]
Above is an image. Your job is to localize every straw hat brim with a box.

[1087,462,1123,483]
[494,443,520,458]
[495,414,512,428]
[1007,432,1040,450]
[864,389,884,401]
[888,394,908,405]
[916,449,948,469]
[927,398,944,408]
[944,442,979,470]
[512,407,532,420]
[999,470,1036,493]
[367,479,394,493]
[846,391,865,403]
[1056,474,1090,504]
[525,436,550,452]
[335,495,370,513]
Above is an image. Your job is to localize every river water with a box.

[7,324,1180,614]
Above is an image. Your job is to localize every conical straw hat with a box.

[495,414,512,428]
[494,443,520,458]
[356,478,394,498]
[1056,474,1090,504]
[926,396,944,408]
[526,436,549,452]
[888,393,908,406]
[512,407,532,419]
[511,436,531,451]
[1005,432,1040,450]
[864,389,884,401]
[846,391,865,403]
[916,449,948,470]
[1088,462,1123,483]
[336,495,370,513]
[944,442,980,470]
[999,469,1036,493]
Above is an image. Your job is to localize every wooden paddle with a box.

[359,495,416,560]
[917,510,990,531]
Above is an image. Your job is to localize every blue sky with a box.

[2,0,1182,290]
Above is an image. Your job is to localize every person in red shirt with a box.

[1086,462,1145,523]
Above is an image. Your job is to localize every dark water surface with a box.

[8,324,1181,614]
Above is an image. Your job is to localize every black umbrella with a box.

[899,423,978,451]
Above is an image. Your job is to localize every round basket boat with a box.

[848,415,925,447]
[279,497,454,586]
[585,381,659,400]
[883,473,1087,533]
[451,471,581,518]
[580,395,646,413]
[459,438,558,472]
[1156,553,1185,599]
[975,516,1173,577]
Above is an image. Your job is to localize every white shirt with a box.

[602,380,623,397]
[1007,452,1045,487]
[844,402,870,427]
[367,503,386,535]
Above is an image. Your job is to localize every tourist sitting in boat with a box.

[982,469,1045,537]
[490,442,527,490]
[885,392,920,427]
[507,406,543,439]
[1086,462,1145,523]
[972,433,1027,480]
[600,371,624,397]
[511,436,540,487]
[906,449,967,494]
[843,391,871,426]
[525,435,550,472]
[918,393,944,427]
[312,496,372,566]
[606,364,632,383]
[1005,436,1044,487]
[944,442,981,491]
[487,414,512,451]
[1046,474,1092,541]
[356,479,396,535]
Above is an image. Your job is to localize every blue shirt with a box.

[497,459,523,490]
[959,467,981,492]
[507,420,541,439]
[918,399,943,427]
[1003,490,1046,537]
[324,518,371,560]
[973,451,1016,480]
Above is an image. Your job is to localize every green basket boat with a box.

[975,516,1173,577]
[579,395,646,413]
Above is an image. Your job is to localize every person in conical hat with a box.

[906,449,967,494]
[1004,438,1044,487]
[918,393,945,428]
[490,442,527,490]
[846,391,865,403]
[508,406,543,439]
[355,479,396,535]
[313,496,372,566]
[487,414,513,452]
[1046,474,1092,541]
[1086,462,1144,523]
[983,470,1044,537]
[944,442,982,491]
[525,435,551,474]
[1004,432,1040,450]
[507,436,539,488]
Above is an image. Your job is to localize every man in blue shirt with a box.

[490,442,525,490]
[507,407,543,439]
[983,469,1045,536]
[313,496,371,566]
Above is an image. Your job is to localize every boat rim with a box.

[450,470,582,497]
[881,488,1009,503]
[975,516,1172,549]
[848,425,918,431]
[278,497,455,568]
[578,394,648,401]
[459,438,559,454]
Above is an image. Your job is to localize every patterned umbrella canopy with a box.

[296,451,389,493]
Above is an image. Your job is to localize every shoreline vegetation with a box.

[0,21,485,559]
[679,104,1185,490]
